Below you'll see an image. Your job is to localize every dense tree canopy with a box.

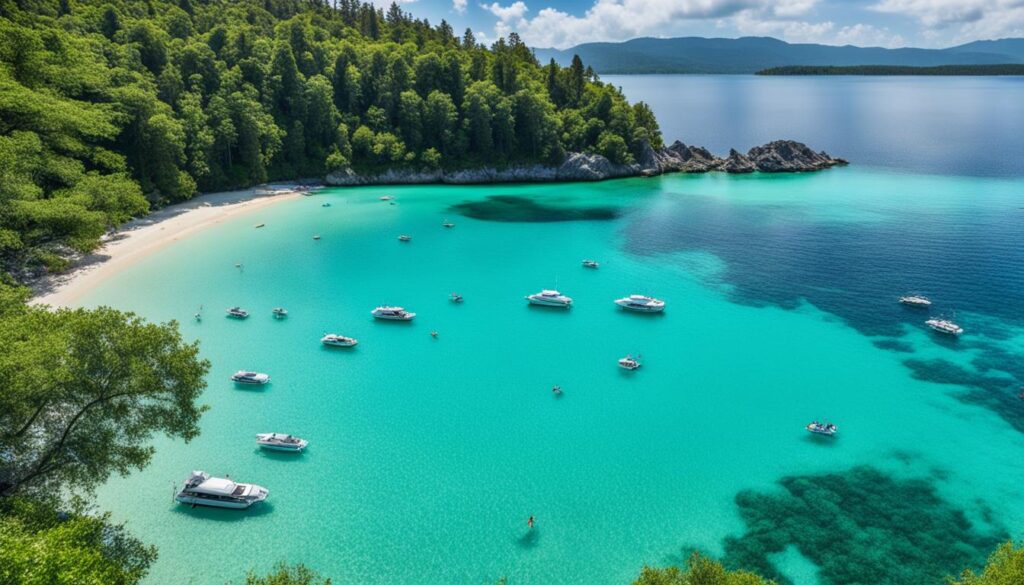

[633,552,775,585]
[0,0,660,278]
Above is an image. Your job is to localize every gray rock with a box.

[720,149,757,173]
[746,140,848,172]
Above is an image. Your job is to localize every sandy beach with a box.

[31,184,309,308]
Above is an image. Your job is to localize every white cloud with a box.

[872,0,1024,44]
[483,1,529,22]
[453,0,467,13]
[732,12,906,47]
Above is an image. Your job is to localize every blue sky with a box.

[380,0,1024,49]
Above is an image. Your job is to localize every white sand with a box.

[32,184,309,307]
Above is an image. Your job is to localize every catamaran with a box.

[175,471,268,509]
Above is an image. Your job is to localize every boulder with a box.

[720,149,757,173]
[746,140,848,172]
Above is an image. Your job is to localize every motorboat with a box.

[380,195,395,201]
[255,223,265,228]
[321,333,358,347]
[231,371,270,385]
[442,220,455,228]
[313,235,321,240]
[899,294,932,307]
[272,307,288,318]
[398,235,412,242]
[226,307,249,318]
[926,318,963,336]
[806,421,837,437]
[618,355,642,370]
[255,433,308,452]
[526,290,572,307]
[614,295,665,313]
[175,471,268,509]
[450,293,463,303]
[322,202,331,207]
[582,259,599,268]
[372,306,416,320]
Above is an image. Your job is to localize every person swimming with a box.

[527,515,535,529]
[552,385,562,395]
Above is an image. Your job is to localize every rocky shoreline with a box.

[325,140,847,186]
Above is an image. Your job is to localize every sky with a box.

[376,0,1024,50]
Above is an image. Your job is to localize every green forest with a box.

[0,0,660,277]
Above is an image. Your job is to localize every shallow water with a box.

[83,167,1024,584]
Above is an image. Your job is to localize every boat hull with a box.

[175,495,258,509]
[373,314,415,320]
[257,443,305,452]
[527,298,571,307]
[615,303,664,313]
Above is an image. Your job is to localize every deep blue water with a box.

[605,75,1024,177]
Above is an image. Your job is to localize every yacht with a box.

[398,235,412,242]
[926,318,963,336]
[272,307,288,318]
[175,471,268,509]
[450,292,464,303]
[582,259,599,268]
[806,421,837,437]
[526,290,573,307]
[614,295,665,313]
[321,333,358,347]
[231,371,270,385]
[372,306,416,320]
[226,307,249,318]
[899,294,932,307]
[442,220,455,228]
[618,355,642,370]
[255,433,308,452]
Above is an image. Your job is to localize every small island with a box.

[757,64,1024,76]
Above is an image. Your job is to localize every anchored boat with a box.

[526,290,573,307]
[175,471,268,509]
[256,433,308,452]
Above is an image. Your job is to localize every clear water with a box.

[604,75,1024,178]
[82,167,1024,584]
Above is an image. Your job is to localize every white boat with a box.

[618,355,641,370]
[380,195,394,201]
[175,471,268,509]
[450,293,463,303]
[226,307,249,318]
[614,295,665,313]
[372,306,416,320]
[526,289,573,307]
[899,294,932,307]
[926,318,963,336]
[442,220,455,228]
[255,433,308,452]
[321,333,358,347]
[231,371,270,385]
[582,259,599,268]
[272,307,288,318]
[806,421,837,437]
[398,235,411,242]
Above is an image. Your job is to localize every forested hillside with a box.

[0,0,660,276]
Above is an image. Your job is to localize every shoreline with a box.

[31,184,307,308]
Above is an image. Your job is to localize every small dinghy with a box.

[398,234,412,242]
[272,307,288,318]
[618,355,642,370]
[450,292,464,303]
[442,220,455,228]
[226,306,249,318]
[582,259,599,268]
[806,421,837,437]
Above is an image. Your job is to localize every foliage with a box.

[0,0,659,277]
[634,552,774,585]
[244,563,332,585]
[0,284,211,499]
[0,497,156,585]
[947,540,1024,585]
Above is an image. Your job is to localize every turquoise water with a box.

[604,75,1024,177]
[83,167,1024,584]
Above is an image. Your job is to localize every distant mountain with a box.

[533,36,1024,74]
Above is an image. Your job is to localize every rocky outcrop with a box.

[324,139,846,187]
[746,140,848,172]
